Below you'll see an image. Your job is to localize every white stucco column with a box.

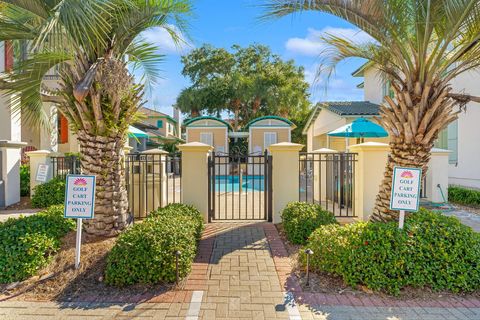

[178,142,213,223]
[270,142,304,224]
[426,148,450,203]
[26,150,53,197]
[0,140,27,208]
[348,142,390,221]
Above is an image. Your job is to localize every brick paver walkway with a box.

[1,222,480,319]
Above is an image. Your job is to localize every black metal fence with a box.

[125,152,181,220]
[208,151,272,221]
[299,152,357,217]
[51,155,81,178]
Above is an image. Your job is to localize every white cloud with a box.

[141,24,193,55]
[286,27,374,57]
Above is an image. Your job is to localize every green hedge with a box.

[304,209,480,295]
[448,186,480,207]
[105,204,204,286]
[147,203,204,240]
[31,177,66,208]
[20,164,30,197]
[281,202,337,244]
[0,205,75,283]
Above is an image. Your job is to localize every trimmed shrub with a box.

[20,164,30,197]
[148,203,204,240]
[31,177,65,208]
[304,208,480,295]
[281,202,337,244]
[0,205,75,283]
[105,205,204,286]
[448,186,480,207]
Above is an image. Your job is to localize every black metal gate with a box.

[299,152,357,217]
[208,150,272,221]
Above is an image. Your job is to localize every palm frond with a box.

[126,38,164,89]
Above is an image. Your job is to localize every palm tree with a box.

[0,0,191,236]
[263,0,480,221]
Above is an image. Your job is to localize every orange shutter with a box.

[4,41,14,71]
[59,114,69,144]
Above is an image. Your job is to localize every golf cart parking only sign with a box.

[390,167,422,212]
[64,175,96,218]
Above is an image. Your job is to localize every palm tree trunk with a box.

[77,130,130,236]
[371,142,431,221]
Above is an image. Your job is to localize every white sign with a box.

[64,175,96,219]
[390,166,422,212]
[36,164,49,182]
[64,174,96,269]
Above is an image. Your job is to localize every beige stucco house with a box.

[184,116,232,153]
[245,116,295,154]
[353,62,480,189]
[303,101,389,152]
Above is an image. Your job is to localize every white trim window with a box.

[200,132,213,146]
[264,132,277,151]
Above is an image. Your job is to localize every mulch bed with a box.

[0,231,175,302]
[275,224,480,301]
[5,197,33,211]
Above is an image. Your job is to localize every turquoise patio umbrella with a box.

[128,126,149,139]
[327,118,388,140]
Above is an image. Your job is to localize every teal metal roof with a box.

[244,116,295,129]
[183,116,233,131]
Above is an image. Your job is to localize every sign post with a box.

[64,174,96,269]
[389,166,422,229]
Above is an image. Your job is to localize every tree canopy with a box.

[177,44,311,131]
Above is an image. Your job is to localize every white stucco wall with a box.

[363,67,384,104]
[449,71,480,188]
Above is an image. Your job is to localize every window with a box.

[264,132,277,151]
[157,120,163,128]
[435,120,458,164]
[200,132,213,146]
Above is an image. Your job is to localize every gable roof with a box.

[351,61,374,77]
[302,101,380,135]
[184,116,233,131]
[140,107,177,123]
[244,116,296,129]
[323,101,380,116]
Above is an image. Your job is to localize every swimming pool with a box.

[215,175,265,192]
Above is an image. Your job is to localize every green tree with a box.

[0,0,192,236]
[263,0,480,221]
[178,44,310,131]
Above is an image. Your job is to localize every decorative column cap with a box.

[141,148,169,155]
[25,149,52,157]
[348,141,390,152]
[178,142,214,152]
[269,142,304,152]
[311,147,338,153]
[0,140,28,149]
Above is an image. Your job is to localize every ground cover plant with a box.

[0,205,75,283]
[448,186,480,207]
[105,204,204,286]
[304,208,480,295]
[281,201,337,245]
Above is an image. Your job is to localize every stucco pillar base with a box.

[26,150,52,198]
[270,142,304,224]
[348,142,390,221]
[426,148,450,203]
[1,140,28,208]
[178,142,213,223]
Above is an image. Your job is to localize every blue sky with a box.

[142,0,370,116]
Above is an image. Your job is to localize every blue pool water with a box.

[215,175,265,192]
